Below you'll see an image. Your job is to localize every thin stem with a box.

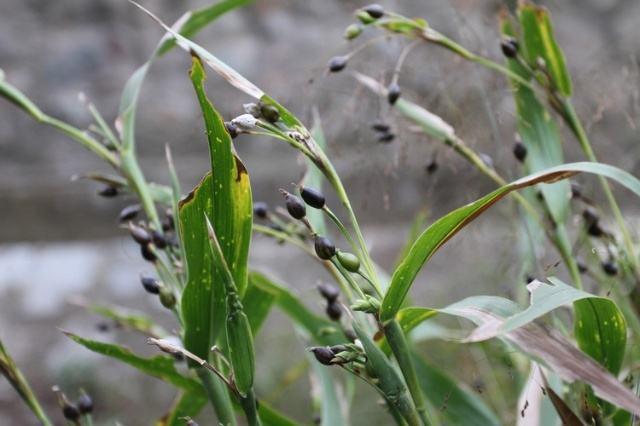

[120,152,161,230]
[197,368,238,426]
[384,320,432,426]
[323,206,359,255]
[239,389,262,426]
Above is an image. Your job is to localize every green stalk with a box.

[120,152,161,230]
[384,320,432,426]
[240,389,262,426]
[197,368,237,426]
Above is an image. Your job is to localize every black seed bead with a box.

[328,56,348,73]
[141,275,161,295]
[62,403,80,421]
[582,208,599,224]
[587,222,604,237]
[371,121,390,133]
[387,83,401,105]
[602,261,618,276]
[378,132,395,143]
[260,104,280,123]
[283,191,306,220]
[225,121,239,139]
[314,236,336,260]
[141,244,156,262]
[513,142,527,162]
[129,223,151,246]
[310,347,335,365]
[119,204,140,223]
[426,161,438,174]
[152,230,168,249]
[301,187,325,209]
[253,201,268,219]
[500,38,519,58]
[77,393,93,414]
[363,4,385,19]
[326,301,342,321]
[98,185,118,198]
[317,283,339,302]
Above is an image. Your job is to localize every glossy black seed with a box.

[224,121,239,139]
[426,161,438,174]
[141,275,161,294]
[62,403,80,421]
[387,83,401,105]
[260,103,280,123]
[330,344,348,355]
[253,201,268,219]
[77,393,93,414]
[587,222,604,237]
[602,261,618,276]
[525,275,535,284]
[301,187,325,209]
[141,244,156,262]
[582,208,599,224]
[98,185,118,198]
[162,210,174,232]
[326,301,342,321]
[314,235,336,260]
[129,223,151,246]
[363,3,385,19]
[282,191,306,219]
[310,347,335,365]
[119,204,140,223]
[96,322,110,332]
[328,56,348,73]
[513,141,527,162]
[317,283,339,302]
[152,230,168,249]
[500,37,519,58]
[378,132,395,143]
[371,121,390,133]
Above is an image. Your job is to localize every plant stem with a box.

[239,389,262,426]
[384,320,432,426]
[197,368,237,426]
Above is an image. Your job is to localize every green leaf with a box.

[258,400,299,426]
[243,275,277,336]
[307,349,348,426]
[0,339,52,425]
[64,332,203,394]
[413,356,501,426]
[181,56,253,363]
[381,161,640,322]
[161,391,208,426]
[84,303,168,337]
[518,4,572,96]
[249,272,344,346]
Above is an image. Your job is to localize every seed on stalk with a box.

[328,56,348,73]
[587,222,604,237]
[162,211,174,232]
[98,185,118,198]
[602,261,618,276]
[281,190,306,219]
[259,103,280,123]
[314,235,336,260]
[253,201,269,219]
[500,37,519,58]
[141,244,157,263]
[301,186,325,209]
[77,392,93,414]
[128,223,151,246]
[330,344,348,355]
[62,402,80,421]
[326,301,342,321]
[309,347,335,366]
[224,121,239,139]
[119,204,140,223]
[387,83,401,105]
[363,4,385,19]
[160,287,177,309]
[231,114,257,130]
[378,132,395,143]
[317,283,339,302]
[344,24,363,40]
[356,10,376,24]
[582,208,599,224]
[371,120,390,133]
[243,102,261,117]
[426,160,438,174]
[337,251,360,272]
[152,230,168,249]
[140,275,161,295]
[513,141,527,162]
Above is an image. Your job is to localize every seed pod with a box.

[159,287,176,309]
[243,102,261,117]
[378,132,395,143]
[337,251,360,272]
[253,201,268,219]
[328,55,348,73]
[98,185,118,198]
[587,222,604,237]
[310,346,335,365]
[317,283,339,302]
[161,213,174,232]
[314,235,336,260]
[281,190,306,219]
[301,186,325,209]
[119,204,140,223]
[152,230,168,249]
[231,113,257,130]
[356,10,376,24]
[140,244,157,262]
[259,103,280,123]
[63,402,80,421]
[326,301,342,321]
[344,24,362,40]
[77,392,93,414]
[224,121,239,139]
[351,295,381,314]
[140,275,161,295]
[226,298,255,397]
[330,344,348,355]
[500,37,519,58]
[426,160,438,174]
[371,120,390,133]
[582,208,599,224]
[602,261,618,276]
[387,83,401,105]
[513,141,527,162]
[129,223,151,246]
[363,3,385,19]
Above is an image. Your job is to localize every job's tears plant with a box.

[1,1,640,425]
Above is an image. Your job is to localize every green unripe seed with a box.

[356,10,376,25]
[159,288,176,309]
[344,24,363,40]
[337,251,360,272]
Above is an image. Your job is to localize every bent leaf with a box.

[381,161,640,322]
[160,391,208,426]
